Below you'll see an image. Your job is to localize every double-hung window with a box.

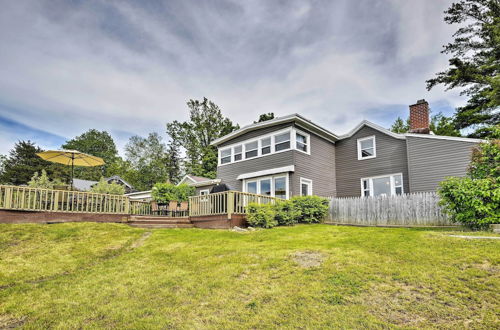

[245,141,258,159]
[357,136,376,160]
[234,145,242,161]
[300,178,312,196]
[296,132,308,152]
[274,132,290,152]
[220,148,231,164]
[261,137,271,155]
[361,174,403,197]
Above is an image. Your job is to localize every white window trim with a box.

[199,189,210,196]
[295,129,311,155]
[218,127,311,166]
[360,173,404,197]
[300,177,313,196]
[242,173,290,199]
[357,135,376,160]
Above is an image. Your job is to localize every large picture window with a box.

[361,173,403,197]
[244,175,288,199]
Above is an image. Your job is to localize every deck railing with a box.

[189,190,277,218]
[0,185,150,215]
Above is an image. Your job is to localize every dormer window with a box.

[221,148,232,164]
[274,132,290,151]
[357,136,376,160]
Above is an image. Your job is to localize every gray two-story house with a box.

[207,99,482,199]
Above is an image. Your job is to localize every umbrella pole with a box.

[71,155,74,191]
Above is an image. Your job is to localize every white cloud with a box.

[0,0,464,155]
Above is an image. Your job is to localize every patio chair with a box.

[151,201,160,216]
[179,201,188,216]
[168,200,178,217]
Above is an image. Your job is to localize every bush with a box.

[291,196,329,223]
[274,200,300,226]
[90,178,125,195]
[246,203,277,228]
[28,170,66,190]
[151,182,195,204]
[438,130,500,229]
[438,177,499,229]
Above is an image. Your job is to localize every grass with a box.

[0,223,498,329]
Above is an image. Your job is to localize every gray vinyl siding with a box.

[217,150,294,191]
[195,185,215,195]
[406,136,477,192]
[291,130,336,197]
[218,123,292,148]
[335,126,410,197]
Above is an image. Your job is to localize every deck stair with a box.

[128,215,194,229]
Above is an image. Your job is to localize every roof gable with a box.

[339,120,406,140]
[211,114,339,146]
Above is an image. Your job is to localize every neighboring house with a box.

[73,175,136,193]
[211,99,482,199]
[125,190,152,201]
[178,175,221,195]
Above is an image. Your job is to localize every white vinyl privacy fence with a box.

[327,192,455,226]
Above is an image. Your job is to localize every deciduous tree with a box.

[62,129,118,180]
[166,98,239,178]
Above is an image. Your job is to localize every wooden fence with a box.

[327,192,454,226]
[189,191,276,218]
[0,185,151,215]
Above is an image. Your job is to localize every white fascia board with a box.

[339,120,406,140]
[190,179,221,187]
[404,133,485,143]
[177,175,197,185]
[237,165,295,180]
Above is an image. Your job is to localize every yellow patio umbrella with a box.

[36,150,105,190]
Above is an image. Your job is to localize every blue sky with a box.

[0,0,463,155]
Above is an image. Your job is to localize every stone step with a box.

[129,218,192,224]
[129,223,194,229]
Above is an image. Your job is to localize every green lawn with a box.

[0,223,498,329]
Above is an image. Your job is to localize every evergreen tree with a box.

[255,113,275,123]
[427,0,500,137]
[0,141,68,185]
[389,113,461,136]
[390,117,410,133]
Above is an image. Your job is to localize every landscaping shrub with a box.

[438,128,500,229]
[151,182,195,203]
[439,177,499,229]
[274,200,300,226]
[91,177,125,195]
[246,203,277,228]
[291,195,329,223]
[28,170,66,190]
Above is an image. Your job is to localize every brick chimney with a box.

[409,99,430,134]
